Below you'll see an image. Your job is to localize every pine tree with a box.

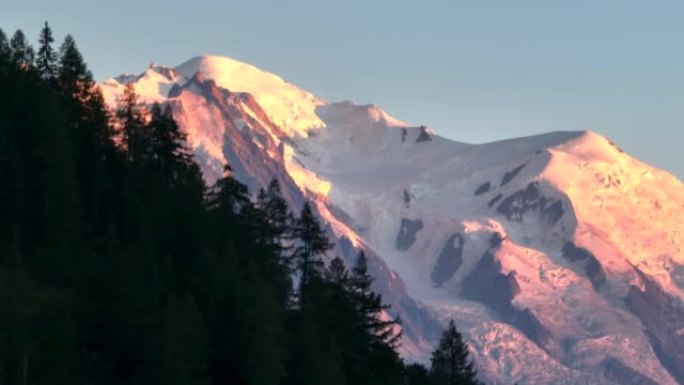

[117,83,149,163]
[430,320,480,385]
[0,29,10,65]
[208,165,250,215]
[9,30,34,71]
[292,201,331,306]
[147,102,197,180]
[404,363,432,385]
[36,22,57,82]
[325,256,349,285]
[55,34,118,241]
[57,34,92,98]
[256,179,294,257]
[155,293,208,385]
[350,250,401,347]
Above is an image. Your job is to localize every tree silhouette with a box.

[9,30,34,70]
[36,22,57,82]
[430,320,480,385]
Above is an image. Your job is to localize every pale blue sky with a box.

[3,1,683,178]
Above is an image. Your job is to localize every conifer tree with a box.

[117,83,149,163]
[404,363,432,385]
[292,202,331,306]
[147,102,197,180]
[54,34,118,241]
[0,29,9,65]
[430,320,480,385]
[36,22,57,82]
[57,34,91,98]
[256,179,294,256]
[350,250,401,347]
[155,293,208,385]
[9,30,34,70]
[325,256,349,285]
[208,165,250,214]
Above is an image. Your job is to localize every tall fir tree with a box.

[292,201,331,306]
[154,292,208,385]
[350,250,401,348]
[56,34,118,240]
[148,102,196,179]
[430,320,480,385]
[36,22,57,82]
[9,30,34,71]
[57,34,92,98]
[117,83,150,164]
[404,363,432,385]
[325,256,349,285]
[0,29,9,65]
[255,179,294,258]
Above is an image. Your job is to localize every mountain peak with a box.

[174,55,326,137]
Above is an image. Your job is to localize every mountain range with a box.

[101,55,684,385]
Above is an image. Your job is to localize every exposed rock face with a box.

[415,125,432,143]
[395,218,424,251]
[497,182,564,228]
[626,269,684,384]
[487,193,503,207]
[475,182,491,196]
[561,242,607,290]
[167,74,297,199]
[602,357,659,385]
[501,163,526,186]
[430,233,465,287]
[404,189,412,208]
[461,239,552,349]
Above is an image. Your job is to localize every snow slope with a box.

[101,55,684,385]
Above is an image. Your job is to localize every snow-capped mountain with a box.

[101,55,684,385]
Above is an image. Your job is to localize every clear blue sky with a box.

[3,0,683,178]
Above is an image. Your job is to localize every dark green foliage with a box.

[9,29,34,71]
[0,29,9,64]
[292,201,332,305]
[0,23,486,385]
[405,363,433,385]
[325,256,349,284]
[57,34,91,97]
[118,82,150,164]
[256,179,294,258]
[430,320,480,385]
[350,250,402,348]
[36,22,57,82]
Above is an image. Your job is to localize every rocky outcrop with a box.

[487,193,503,207]
[430,233,465,287]
[461,238,552,349]
[404,189,412,208]
[626,269,684,384]
[395,218,424,251]
[501,163,526,186]
[475,182,491,196]
[497,182,564,228]
[602,357,659,385]
[415,125,432,143]
[561,242,607,290]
